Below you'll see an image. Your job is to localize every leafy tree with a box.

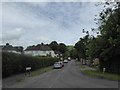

[85,2,120,73]
[49,41,59,51]
[70,48,78,59]
[14,46,23,52]
[58,43,67,54]
[96,2,120,73]
[74,2,120,74]
[74,35,90,60]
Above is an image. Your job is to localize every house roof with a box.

[25,45,52,51]
[2,45,20,52]
[1,44,21,52]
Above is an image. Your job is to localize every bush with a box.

[2,52,59,78]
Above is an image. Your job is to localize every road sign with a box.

[26,67,31,71]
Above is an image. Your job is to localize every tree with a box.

[74,2,120,74]
[74,35,90,60]
[49,41,59,51]
[70,48,78,59]
[58,43,67,54]
[97,2,120,74]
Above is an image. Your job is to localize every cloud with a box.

[2,28,25,42]
[2,2,104,47]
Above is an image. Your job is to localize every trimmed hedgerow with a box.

[2,52,59,78]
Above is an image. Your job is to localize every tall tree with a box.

[75,35,90,60]
[96,2,120,73]
[49,41,59,51]
[58,43,67,54]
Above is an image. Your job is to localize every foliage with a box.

[73,2,120,74]
[2,52,59,78]
[49,41,59,51]
[58,43,67,54]
[70,48,78,59]
[62,45,75,58]
[49,41,67,57]
[74,35,90,59]
[82,70,120,80]
[96,2,120,74]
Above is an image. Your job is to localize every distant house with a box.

[1,43,23,54]
[24,44,56,57]
[93,58,99,66]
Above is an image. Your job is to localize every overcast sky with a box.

[1,2,104,48]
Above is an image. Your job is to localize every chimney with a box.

[41,43,44,45]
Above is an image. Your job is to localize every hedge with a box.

[2,52,59,78]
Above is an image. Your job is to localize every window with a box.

[43,51,46,53]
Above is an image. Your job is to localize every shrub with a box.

[2,52,59,78]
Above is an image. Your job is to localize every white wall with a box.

[6,50,21,54]
[24,50,56,57]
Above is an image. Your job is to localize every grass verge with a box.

[15,66,53,83]
[15,78,23,82]
[27,66,53,77]
[75,61,120,80]
[82,70,120,80]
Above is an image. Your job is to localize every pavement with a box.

[80,65,96,71]
[2,60,119,88]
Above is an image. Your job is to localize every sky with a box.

[1,2,104,48]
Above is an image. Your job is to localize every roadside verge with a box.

[2,66,53,88]
[76,61,120,81]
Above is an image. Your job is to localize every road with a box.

[6,60,119,88]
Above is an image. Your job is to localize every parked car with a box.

[64,59,68,63]
[59,61,64,67]
[68,57,71,61]
[53,62,62,69]
[68,59,71,61]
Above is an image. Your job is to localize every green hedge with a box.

[2,52,59,78]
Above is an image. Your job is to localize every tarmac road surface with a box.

[5,60,119,88]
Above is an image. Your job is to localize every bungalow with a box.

[24,44,56,57]
[1,43,23,54]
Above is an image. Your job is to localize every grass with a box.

[82,70,120,80]
[89,65,99,70]
[28,66,53,77]
[15,66,53,83]
[80,65,86,69]
[76,61,86,69]
[75,61,120,80]
[15,78,23,82]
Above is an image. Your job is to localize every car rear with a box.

[53,62,62,69]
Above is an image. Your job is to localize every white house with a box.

[24,45,56,57]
